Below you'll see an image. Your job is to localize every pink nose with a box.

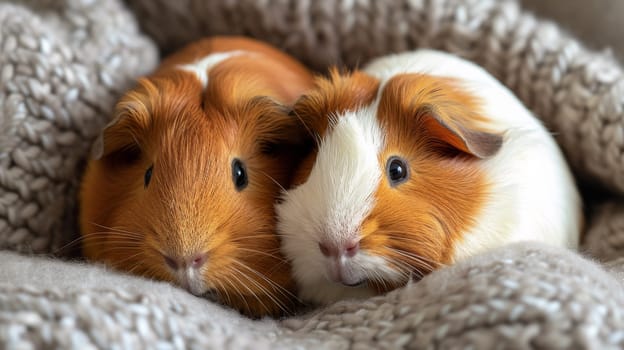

[163,252,208,270]
[318,240,359,258]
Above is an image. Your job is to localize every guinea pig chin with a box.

[286,238,403,304]
[320,249,392,287]
[160,251,212,296]
[171,267,209,296]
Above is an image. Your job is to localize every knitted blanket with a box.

[1,0,624,348]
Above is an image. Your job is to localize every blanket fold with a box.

[1,243,623,348]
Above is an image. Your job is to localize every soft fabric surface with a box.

[1,0,624,348]
[2,243,624,349]
[0,0,157,253]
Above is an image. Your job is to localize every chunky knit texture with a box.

[1,0,624,348]
[0,0,158,253]
[2,243,624,349]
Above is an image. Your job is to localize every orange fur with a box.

[79,36,314,318]
[293,70,500,294]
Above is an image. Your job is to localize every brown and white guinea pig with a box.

[79,36,315,317]
[276,50,582,305]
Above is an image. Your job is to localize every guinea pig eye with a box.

[231,158,248,191]
[144,165,153,188]
[386,156,409,186]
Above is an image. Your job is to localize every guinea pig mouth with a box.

[200,289,220,302]
[342,279,367,288]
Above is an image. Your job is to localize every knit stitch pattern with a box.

[2,243,623,349]
[0,0,157,253]
[1,0,624,348]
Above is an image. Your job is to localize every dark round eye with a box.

[231,159,248,191]
[386,157,409,186]
[144,164,153,188]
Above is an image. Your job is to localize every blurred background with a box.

[522,0,624,61]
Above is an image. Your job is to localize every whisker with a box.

[289,109,319,146]
[264,259,292,276]
[228,234,281,242]
[113,251,145,270]
[90,248,144,258]
[213,278,232,306]
[54,231,140,254]
[89,222,143,238]
[259,171,286,193]
[75,237,142,245]
[388,250,437,272]
[236,247,284,261]
[236,273,287,314]
[227,265,273,315]
[230,262,290,315]
[394,258,426,279]
[363,267,386,291]
[382,250,431,280]
[220,269,254,316]
[380,256,419,282]
[79,231,142,239]
[384,245,446,269]
[54,237,89,255]
[232,260,299,302]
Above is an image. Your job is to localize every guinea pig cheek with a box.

[357,217,407,290]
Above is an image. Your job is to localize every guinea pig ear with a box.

[418,104,503,159]
[382,73,503,159]
[90,112,127,160]
[91,82,153,160]
[249,96,315,152]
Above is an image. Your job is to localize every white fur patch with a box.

[277,103,405,304]
[177,51,246,88]
[298,252,399,304]
[314,106,384,243]
[174,267,207,296]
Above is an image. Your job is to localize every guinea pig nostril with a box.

[163,255,179,270]
[318,242,331,257]
[190,252,208,269]
[345,241,359,257]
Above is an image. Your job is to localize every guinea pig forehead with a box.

[203,59,281,107]
[294,70,380,137]
[122,75,201,123]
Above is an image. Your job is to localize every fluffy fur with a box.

[79,36,314,317]
[277,50,582,305]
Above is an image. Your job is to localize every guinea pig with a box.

[276,50,582,305]
[79,36,315,317]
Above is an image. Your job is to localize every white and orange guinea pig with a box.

[79,36,315,318]
[276,50,583,305]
